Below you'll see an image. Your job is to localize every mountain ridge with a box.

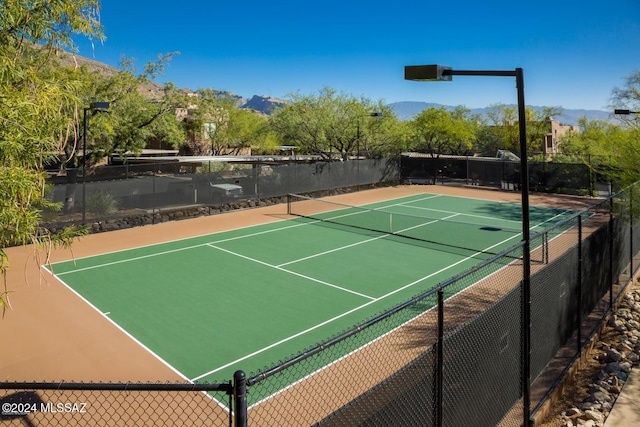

[58,51,610,124]
[387,101,613,126]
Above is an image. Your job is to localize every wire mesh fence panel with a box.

[466,158,517,187]
[43,159,398,228]
[399,156,594,194]
[529,162,592,195]
[245,291,440,426]
[440,251,523,427]
[529,241,580,383]
[0,383,233,427]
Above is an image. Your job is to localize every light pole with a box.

[82,101,110,225]
[405,64,532,426]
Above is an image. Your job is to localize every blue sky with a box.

[75,0,639,111]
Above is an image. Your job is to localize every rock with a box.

[606,362,621,374]
[589,390,611,403]
[584,409,604,423]
[616,341,634,353]
[565,407,582,417]
[606,348,623,362]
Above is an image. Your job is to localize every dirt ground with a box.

[1,185,601,423]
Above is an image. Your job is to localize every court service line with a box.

[51,218,333,276]
[191,221,517,382]
[397,203,523,226]
[50,194,443,275]
[277,212,463,267]
[205,243,376,301]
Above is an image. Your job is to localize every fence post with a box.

[152,168,157,225]
[609,197,614,308]
[577,215,583,351]
[234,370,247,427]
[436,287,444,427]
[630,185,634,278]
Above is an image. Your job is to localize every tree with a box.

[525,106,564,153]
[407,106,476,157]
[63,53,186,167]
[556,70,640,188]
[269,87,387,160]
[183,89,273,155]
[0,0,104,314]
[357,104,406,159]
[610,69,640,130]
[482,103,519,153]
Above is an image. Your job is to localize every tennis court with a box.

[45,190,575,407]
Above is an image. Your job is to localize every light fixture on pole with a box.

[614,109,639,115]
[82,101,110,225]
[405,64,532,426]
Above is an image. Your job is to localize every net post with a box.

[544,232,549,264]
[287,194,291,215]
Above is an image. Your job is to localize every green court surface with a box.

[47,192,573,405]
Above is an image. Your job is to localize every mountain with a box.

[240,95,287,114]
[55,51,611,123]
[387,101,613,126]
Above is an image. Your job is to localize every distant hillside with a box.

[388,101,613,126]
[55,50,287,115]
[55,51,612,123]
[241,95,287,114]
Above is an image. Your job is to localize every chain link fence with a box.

[19,170,640,425]
[42,159,400,230]
[243,183,639,426]
[400,154,612,196]
[0,381,239,426]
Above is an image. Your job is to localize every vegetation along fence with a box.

[6,178,639,425]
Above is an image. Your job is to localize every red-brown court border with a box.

[1,185,598,424]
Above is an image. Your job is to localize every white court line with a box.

[205,243,376,301]
[50,273,191,380]
[396,203,523,226]
[190,222,521,382]
[48,270,231,410]
[51,194,444,276]
[52,219,319,276]
[277,213,462,267]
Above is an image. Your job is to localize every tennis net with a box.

[287,193,545,262]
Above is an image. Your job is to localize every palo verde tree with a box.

[558,70,640,189]
[269,87,389,160]
[0,0,104,314]
[66,52,187,167]
[481,103,520,153]
[186,89,274,156]
[407,106,477,157]
[607,69,640,186]
[610,69,640,130]
[476,103,563,156]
